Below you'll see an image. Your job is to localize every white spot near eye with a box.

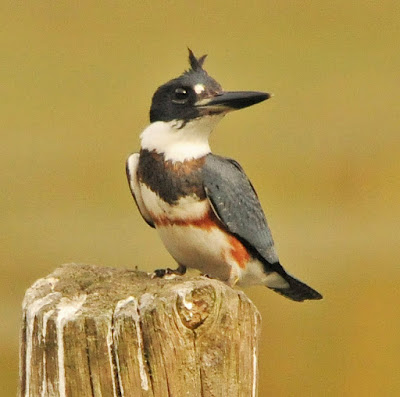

[194,83,205,94]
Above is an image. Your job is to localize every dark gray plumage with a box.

[203,154,322,301]
[203,154,278,264]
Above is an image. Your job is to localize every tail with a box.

[269,273,323,302]
[264,263,323,302]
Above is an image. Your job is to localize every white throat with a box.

[140,115,224,162]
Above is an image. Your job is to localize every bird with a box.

[126,49,322,302]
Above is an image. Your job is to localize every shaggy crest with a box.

[187,48,207,72]
[149,48,223,123]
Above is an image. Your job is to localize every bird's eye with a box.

[173,87,190,103]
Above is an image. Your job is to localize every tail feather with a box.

[269,273,323,302]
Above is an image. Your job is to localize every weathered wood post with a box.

[19,263,261,397]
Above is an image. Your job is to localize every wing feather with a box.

[126,153,155,228]
[202,154,278,265]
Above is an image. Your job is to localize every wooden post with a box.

[19,263,261,397]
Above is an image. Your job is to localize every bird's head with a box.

[141,49,270,162]
[149,49,270,124]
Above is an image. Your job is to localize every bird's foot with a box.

[152,264,187,279]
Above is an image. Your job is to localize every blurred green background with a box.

[2,1,399,395]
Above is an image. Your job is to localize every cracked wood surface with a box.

[19,263,261,397]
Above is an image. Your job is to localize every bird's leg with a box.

[153,264,187,278]
[175,264,187,275]
[227,273,240,287]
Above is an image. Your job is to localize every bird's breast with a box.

[137,149,206,205]
[139,183,210,225]
[139,182,254,282]
[137,149,259,283]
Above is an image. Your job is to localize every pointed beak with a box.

[195,91,271,112]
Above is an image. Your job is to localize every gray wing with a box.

[203,155,323,302]
[126,153,155,228]
[203,154,279,265]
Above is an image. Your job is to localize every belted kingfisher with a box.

[126,49,322,302]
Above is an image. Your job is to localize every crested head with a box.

[149,49,223,123]
[149,49,270,124]
[142,49,270,162]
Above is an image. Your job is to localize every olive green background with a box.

[2,1,399,395]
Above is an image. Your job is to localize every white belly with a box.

[157,224,234,281]
[139,184,273,286]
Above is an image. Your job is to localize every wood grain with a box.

[19,263,261,397]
